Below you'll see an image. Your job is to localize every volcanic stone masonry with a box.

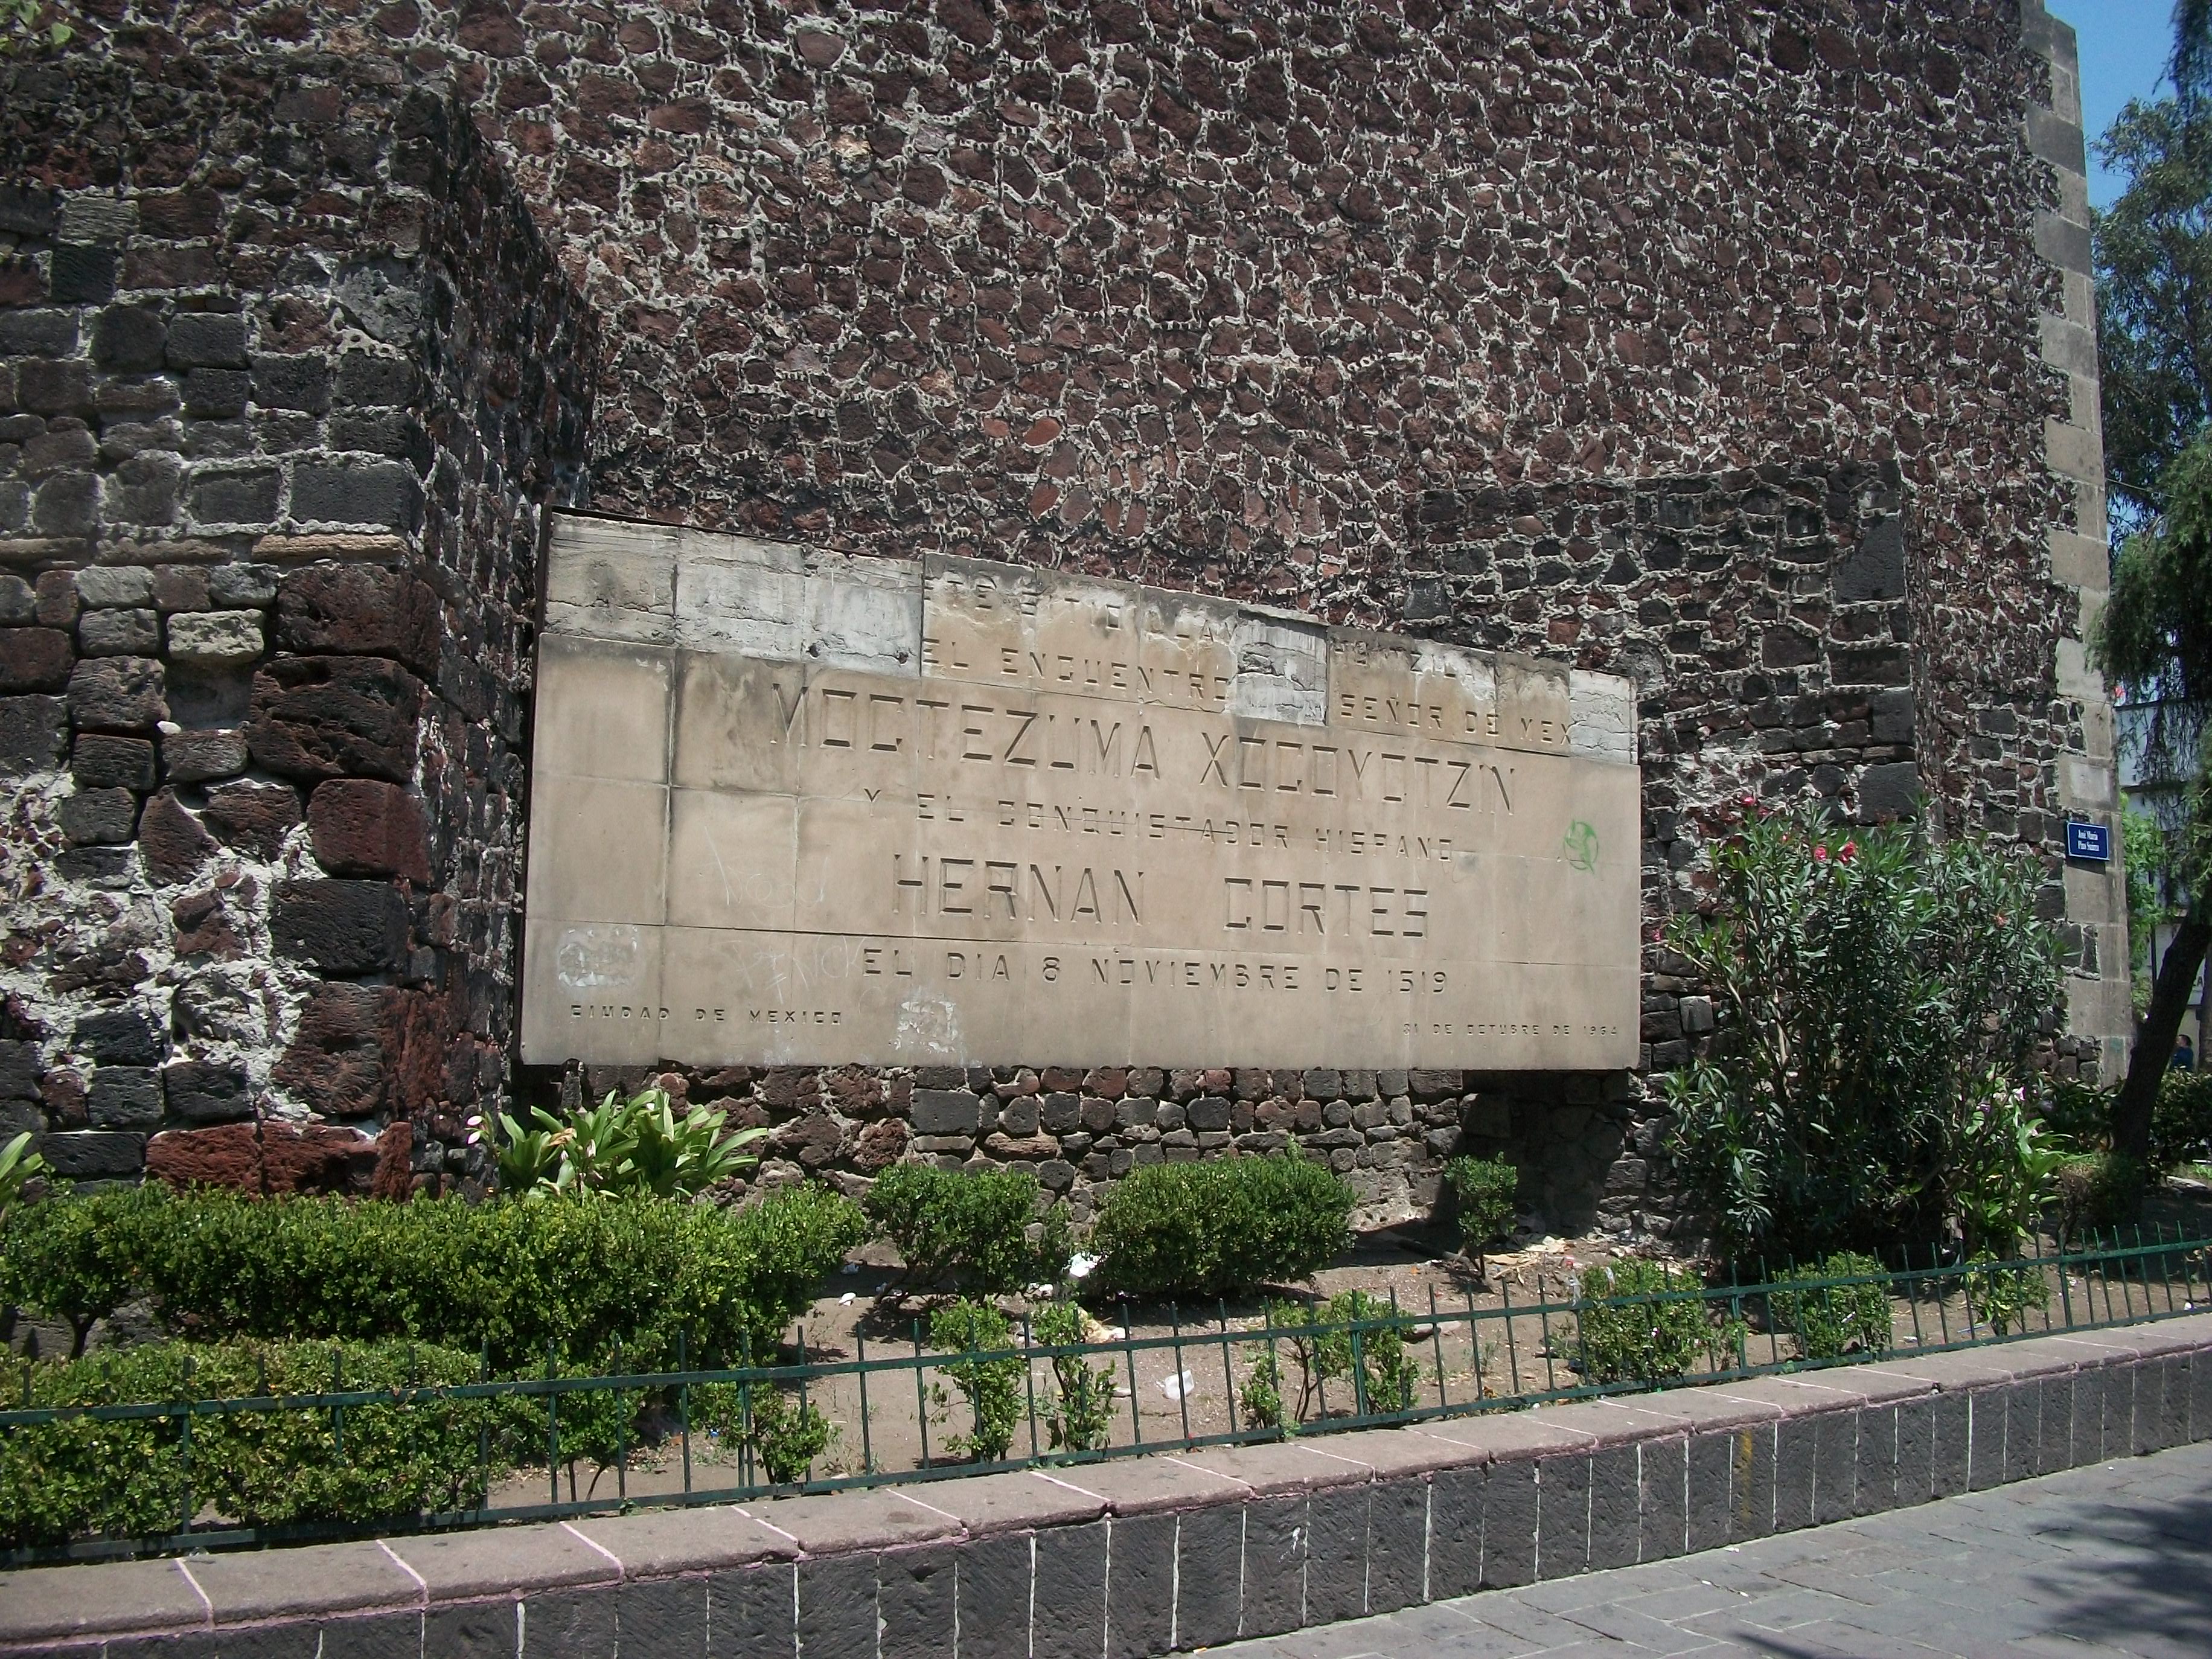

[0,1,2125,1239]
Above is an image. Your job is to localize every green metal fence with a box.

[4,1226,2207,1565]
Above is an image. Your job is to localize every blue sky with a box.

[2051,0,2176,205]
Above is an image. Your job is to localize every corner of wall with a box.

[2021,0,2132,1081]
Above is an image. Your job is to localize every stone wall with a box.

[0,1,2126,1237]
[0,43,595,1193]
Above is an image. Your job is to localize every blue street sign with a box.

[2065,820,2111,863]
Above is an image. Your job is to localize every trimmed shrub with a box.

[2149,1070,2212,1171]
[929,1299,1022,1462]
[1443,1156,1518,1275]
[1572,1260,1741,1385]
[1768,1252,1893,1360]
[865,1163,1069,1294]
[0,1339,503,1550]
[0,1184,867,1372]
[1091,1149,1354,1297]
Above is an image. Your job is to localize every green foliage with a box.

[2042,1079,2114,1151]
[0,1181,150,1356]
[1031,1300,1116,1454]
[929,1299,1023,1462]
[864,1163,1068,1295]
[709,1384,832,1485]
[1963,1257,2050,1338]
[1573,1261,1741,1386]
[1444,1156,1518,1276]
[0,1339,502,1550]
[1322,1290,1419,1416]
[1091,1150,1354,1297]
[0,0,71,56]
[473,1087,765,1201]
[1238,1347,1290,1437]
[0,1130,51,1227]
[2150,1069,2212,1170]
[1662,802,2065,1262]
[2053,1152,2148,1245]
[1951,1076,2070,1258]
[0,1184,866,1372]
[1768,1253,1892,1361]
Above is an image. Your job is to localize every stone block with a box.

[1812,1408,1858,1523]
[139,787,217,883]
[1304,1484,1368,1625]
[57,785,139,845]
[248,656,424,783]
[1032,1520,1110,1658]
[1852,1404,1897,1516]
[291,462,424,533]
[67,656,166,732]
[72,734,155,791]
[706,1565,794,1659]
[35,1129,145,1178]
[1534,1453,1590,1579]
[1730,1424,1776,1541]
[1685,1429,1733,1552]
[2005,1384,2043,1481]
[518,1588,615,1658]
[203,779,303,857]
[92,304,167,371]
[0,694,67,772]
[617,1577,706,1659]
[308,778,432,881]
[2036,1375,2074,1473]
[88,1067,163,1129]
[272,982,391,1118]
[79,607,160,656]
[0,307,78,355]
[1930,1391,1971,1496]
[74,1005,165,1066]
[1,627,75,692]
[275,566,441,676]
[0,1039,38,1100]
[1635,1436,1687,1562]
[911,1088,980,1135]
[950,1535,1029,1659]
[252,354,333,414]
[1894,1395,1936,1507]
[165,311,250,369]
[189,467,281,525]
[1966,1390,2006,1490]
[423,1599,516,1658]
[162,726,249,782]
[1857,761,1920,820]
[1171,1501,1244,1649]
[321,1612,424,1659]
[1238,1495,1306,1638]
[1585,1442,1638,1570]
[50,241,118,304]
[1366,1477,1427,1616]
[167,609,264,666]
[208,563,280,608]
[160,1060,253,1124]
[1465,1461,1538,1594]
[271,878,411,974]
[1772,1415,1816,1530]
[1104,1512,1174,1659]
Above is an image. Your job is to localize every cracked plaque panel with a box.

[523,513,1640,1069]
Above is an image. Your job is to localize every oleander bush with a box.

[2149,1069,2212,1171]
[1091,1149,1354,1297]
[0,1183,868,1371]
[1768,1252,1893,1361]
[865,1163,1070,1295]
[1444,1156,1518,1277]
[0,1339,506,1550]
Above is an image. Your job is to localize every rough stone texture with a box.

[0,1,2120,1213]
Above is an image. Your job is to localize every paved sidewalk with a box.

[1216,1440,2212,1658]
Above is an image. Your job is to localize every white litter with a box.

[1067,1252,1099,1280]
[839,1292,857,1306]
[1158,1370,1197,1401]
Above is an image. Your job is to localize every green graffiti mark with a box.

[1563,820,1600,872]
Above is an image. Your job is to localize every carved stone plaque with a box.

[523,514,1641,1069]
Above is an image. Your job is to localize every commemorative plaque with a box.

[521,515,1641,1069]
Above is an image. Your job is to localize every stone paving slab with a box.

[1216,1437,2212,1658]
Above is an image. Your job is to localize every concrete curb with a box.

[5,1314,2211,1657]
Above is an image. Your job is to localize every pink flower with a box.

[1840,840,1857,860]
[1814,845,1829,862]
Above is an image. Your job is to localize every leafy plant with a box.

[0,1180,152,1356]
[1238,1347,1290,1437]
[1444,1156,1518,1277]
[2041,1080,2114,1151]
[472,1087,766,1201]
[1951,1075,2070,1259]
[1767,1252,1893,1361]
[1662,802,2064,1262]
[0,1339,503,1550]
[865,1163,1069,1296]
[1572,1260,1741,1386]
[2053,1152,2148,1247]
[1031,1300,1116,1454]
[1963,1256,2050,1338]
[1090,1149,1354,1298]
[0,1130,53,1228]
[1322,1289,1419,1416]
[0,0,71,56]
[929,1299,1022,1463]
[740,1385,834,1485]
[2150,1070,2212,1171]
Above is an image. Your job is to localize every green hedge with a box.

[864,1163,1070,1294]
[1090,1150,1354,1297]
[0,1184,868,1370]
[0,1339,504,1550]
